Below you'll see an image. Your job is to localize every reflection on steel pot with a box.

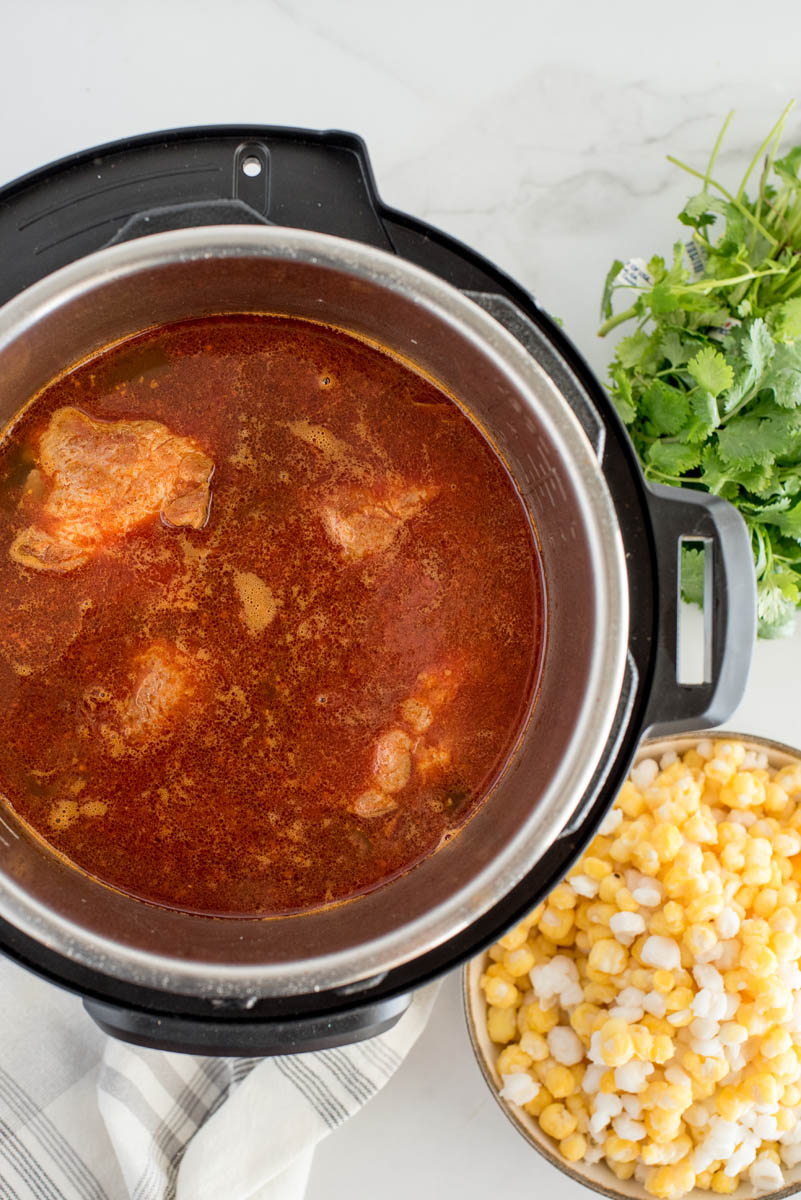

[0,128,756,1055]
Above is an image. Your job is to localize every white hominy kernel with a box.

[598,807,623,835]
[750,1156,784,1191]
[632,883,662,907]
[690,1016,721,1040]
[584,1144,604,1164]
[753,1115,780,1141]
[691,1038,724,1059]
[775,831,801,856]
[582,1064,603,1094]
[694,964,725,991]
[547,1026,584,1066]
[631,758,659,789]
[728,1138,759,1175]
[609,911,646,944]
[684,1103,710,1129]
[696,739,714,759]
[614,1060,653,1092]
[664,1066,692,1088]
[612,1114,646,1141]
[692,990,713,1018]
[782,1143,801,1167]
[668,1008,693,1026]
[643,991,667,1017]
[499,1073,538,1105]
[780,1122,801,1146]
[660,751,678,769]
[622,1094,643,1118]
[569,873,599,898]
[641,935,681,970]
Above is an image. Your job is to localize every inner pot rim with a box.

[0,226,629,996]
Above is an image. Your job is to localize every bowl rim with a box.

[462,728,801,1200]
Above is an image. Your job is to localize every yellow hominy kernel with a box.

[496,1044,532,1074]
[741,942,778,977]
[503,946,536,977]
[776,765,801,795]
[604,1134,639,1163]
[653,823,683,862]
[539,907,575,944]
[520,1002,558,1034]
[742,1073,780,1106]
[559,1132,587,1162]
[633,842,661,874]
[610,1162,636,1181]
[518,1031,549,1061]
[777,1106,796,1132]
[710,1171,738,1194]
[598,1018,634,1068]
[569,1003,600,1040]
[598,873,622,903]
[683,924,717,957]
[600,1070,617,1094]
[588,939,627,976]
[715,1086,748,1121]
[784,1083,801,1106]
[539,1102,577,1140]
[762,1028,793,1059]
[487,1006,518,1044]
[583,982,617,1005]
[583,856,612,881]
[617,781,645,817]
[649,1035,674,1064]
[644,1109,682,1144]
[652,970,675,994]
[647,1160,696,1199]
[482,976,520,1008]
[549,883,577,911]
[665,987,693,1013]
[523,1085,551,1118]
[544,1065,576,1099]
[498,923,529,951]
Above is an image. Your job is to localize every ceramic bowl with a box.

[463,731,801,1200]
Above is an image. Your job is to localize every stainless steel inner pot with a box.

[0,227,628,998]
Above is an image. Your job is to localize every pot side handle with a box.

[642,483,756,737]
[82,990,411,1057]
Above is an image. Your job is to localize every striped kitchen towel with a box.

[0,954,437,1200]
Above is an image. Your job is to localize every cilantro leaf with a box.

[686,346,734,397]
[759,342,801,407]
[768,298,801,344]
[642,381,690,435]
[680,546,706,607]
[646,442,701,475]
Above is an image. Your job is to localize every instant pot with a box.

[0,126,756,1054]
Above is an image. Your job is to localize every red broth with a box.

[0,316,545,916]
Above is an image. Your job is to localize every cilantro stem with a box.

[667,155,780,248]
[681,267,786,293]
[736,101,795,203]
[705,111,734,193]
[598,304,640,338]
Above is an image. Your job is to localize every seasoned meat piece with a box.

[322,483,436,560]
[120,641,194,739]
[10,407,214,572]
[372,729,412,794]
[352,790,398,818]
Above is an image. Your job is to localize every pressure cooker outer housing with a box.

[0,128,755,1053]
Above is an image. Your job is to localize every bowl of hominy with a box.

[464,732,801,1200]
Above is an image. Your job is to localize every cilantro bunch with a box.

[600,104,801,638]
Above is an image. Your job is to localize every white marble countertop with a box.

[3,1,801,1195]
